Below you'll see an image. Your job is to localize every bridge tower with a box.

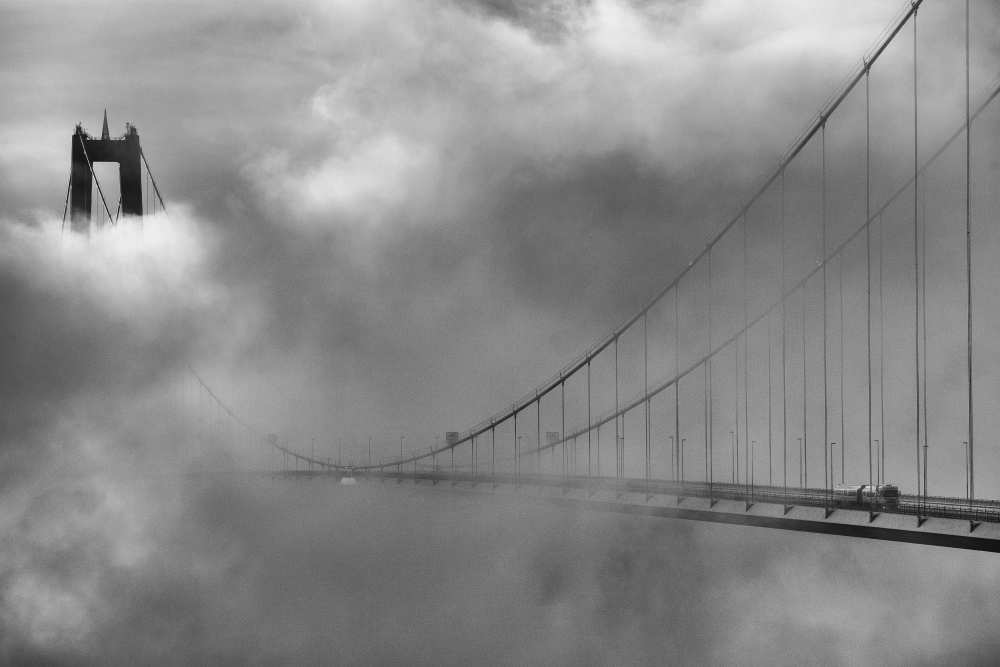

[69,110,143,232]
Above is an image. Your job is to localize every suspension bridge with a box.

[79,1,1000,552]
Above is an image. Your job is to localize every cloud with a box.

[2,0,1000,663]
[6,478,1000,664]
[0,212,233,477]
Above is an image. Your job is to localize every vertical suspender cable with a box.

[537,399,541,476]
[781,169,788,506]
[767,301,773,488]
[912,8,922,510]
[965,0,974,518]
[743,215,751,506]
[840,258,846,484]
[768,308,773,487]
[822,121,829,508]
[921,157,928,499]
[866,65,874,501]
[704,356,710,498]
[587,361,592,478]
[514,411,519,484]
[801,286,807,489]
[707,249,714,502]
[674,287,680,483]
[735,334,740,492]
[614,337,619,479]
[620,380,625,479]
[879,213,886,487]
[644,312,649,484]
[561,380,566,480]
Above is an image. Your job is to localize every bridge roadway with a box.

[278,468,1000,552]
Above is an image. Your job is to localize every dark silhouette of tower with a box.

[70,110,143,232]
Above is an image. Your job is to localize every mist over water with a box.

[5,473,1000,665]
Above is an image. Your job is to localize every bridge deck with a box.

[276,469,1000,552]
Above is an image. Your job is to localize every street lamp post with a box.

[680,438,686,483]
[923,438,928,512]
[963,441,970,513]
[517,435,523,484]
[873,439,880,486]
[797,437,803,487]
[669,435,675,482]
[830,442,837,488]
[730,431,736,484]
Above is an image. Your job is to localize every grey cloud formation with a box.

[2,0,1000,663]
[0,0,949,442]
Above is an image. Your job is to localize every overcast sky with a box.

[2,0,1000,663]
[0,0,922,452]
